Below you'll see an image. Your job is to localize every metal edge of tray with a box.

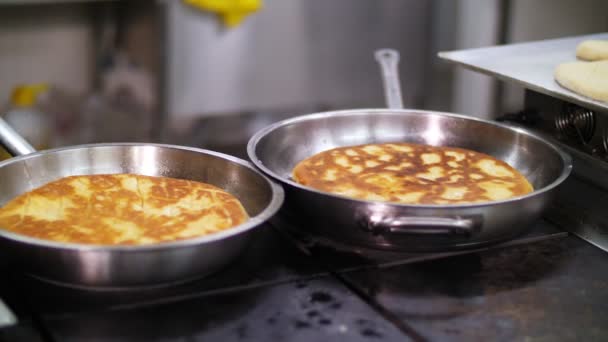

[438,33,608,114]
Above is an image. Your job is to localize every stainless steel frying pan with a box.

[247,49,571,251]
[0,119,284,288]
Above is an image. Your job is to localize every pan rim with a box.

[247,108,572,209]
[0,142,285,251]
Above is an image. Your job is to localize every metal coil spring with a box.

[555,108,595,144]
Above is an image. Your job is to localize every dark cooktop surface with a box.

[1,217,607,342]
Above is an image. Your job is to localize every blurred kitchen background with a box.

[0,0,607,159]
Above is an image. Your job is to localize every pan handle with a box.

[0,117,36,156]
[0,298,17,328]
[374,49,404,109]
[360,214,481,236]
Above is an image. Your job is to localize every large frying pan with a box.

[247,50,572,251]
[0,118,284,288]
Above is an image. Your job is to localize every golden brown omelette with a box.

[0,174,248,245]
[293,143,533,204]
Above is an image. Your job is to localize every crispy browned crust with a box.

[0,174,248,245]
[293,143,533,204]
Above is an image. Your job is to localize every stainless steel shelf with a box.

[439,33,608,114]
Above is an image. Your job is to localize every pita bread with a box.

[555,60,608,103]
[576,40,608,61]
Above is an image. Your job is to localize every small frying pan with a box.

[0,118,284,288]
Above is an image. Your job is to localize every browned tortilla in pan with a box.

[0,174,249,245]
[293,143,533,205]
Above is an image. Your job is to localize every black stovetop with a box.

[1,216,607,342]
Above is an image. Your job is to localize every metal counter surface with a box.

[439,33,608,114]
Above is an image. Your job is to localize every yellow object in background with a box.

[0,148,10,161]
[11,84,49,108]
[184,0,262,28]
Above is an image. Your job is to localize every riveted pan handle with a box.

[374,49,404,109]
[360,214,482,236]
[0,117,36,156]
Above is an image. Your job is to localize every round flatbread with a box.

[555,60,608,103]
[576,40,608,61]
[293,143,533,205]
[0,174,248,245]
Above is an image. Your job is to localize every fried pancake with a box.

[0,174,248,245]
[293,143,533,205]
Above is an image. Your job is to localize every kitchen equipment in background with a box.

[80,51,155,144]
[79,89,151,144]
[0,84,52,160]
[440,32,608,252]
[248,49,571,251]
[0,118,283,288]
[37,86,82,148]
[164,0,431,118]
[0,83,85,154]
